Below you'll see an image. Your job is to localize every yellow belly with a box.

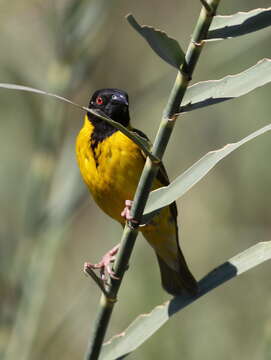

[76,116,179,268]
[76,116,144,223]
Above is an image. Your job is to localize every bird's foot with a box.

[121,200,140,224]
[84,244,120,282]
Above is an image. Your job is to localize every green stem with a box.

[85,1,221,359]
[85,226,138,360]
[85,294,115,360]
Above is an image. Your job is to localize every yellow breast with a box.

[76,116,145,223]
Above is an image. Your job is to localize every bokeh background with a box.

[0,0,271,359]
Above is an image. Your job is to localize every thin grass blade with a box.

[101,241,271,360]
[0,83,157,161]
[208,7,271,40]
[143,123,271,218]
[126,14,185,69]
[181,58,271,112]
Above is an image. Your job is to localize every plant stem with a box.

[85,226,138,358]
[85,1,221,359]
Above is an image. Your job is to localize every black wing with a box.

[131,127,177,219]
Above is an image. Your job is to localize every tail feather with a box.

[156,251,198,296]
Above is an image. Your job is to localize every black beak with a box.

[111,94,129,106]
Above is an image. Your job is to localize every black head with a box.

[88,88,130,127]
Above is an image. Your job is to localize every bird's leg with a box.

[84,244,120,282]
[121,200,140,224]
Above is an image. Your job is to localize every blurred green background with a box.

[0,0,271,359]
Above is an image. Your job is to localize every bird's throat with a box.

[88,113,117,151]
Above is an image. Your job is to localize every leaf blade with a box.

[101,241,271,360]
[208,7,271,40]
[181,58,271,113]
[126,14,185,69]
[143,123,271,217]
[0,83,157,162]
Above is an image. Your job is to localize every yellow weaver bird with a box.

[76,88,197,295]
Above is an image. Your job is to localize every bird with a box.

[76,88,198,295]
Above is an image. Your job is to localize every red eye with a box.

[96,96,103,105]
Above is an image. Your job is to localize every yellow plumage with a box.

[76,114,197,295]
[76,116,144,224]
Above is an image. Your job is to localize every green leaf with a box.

[143,123,271,217]
[181,58,271,113]
[208,7,271,40]
[101,241,271,359]
[126,14,185,69]
[0,83,158,162]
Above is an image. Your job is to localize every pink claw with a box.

[121,200,139,224]
[84,244,120,282]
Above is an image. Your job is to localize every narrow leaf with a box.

[181,58,271,112]
[0,83,158,162]
[208,7,271,40]
[143,123,271,217]
[101,241,271,360]
[126,14,185,69]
